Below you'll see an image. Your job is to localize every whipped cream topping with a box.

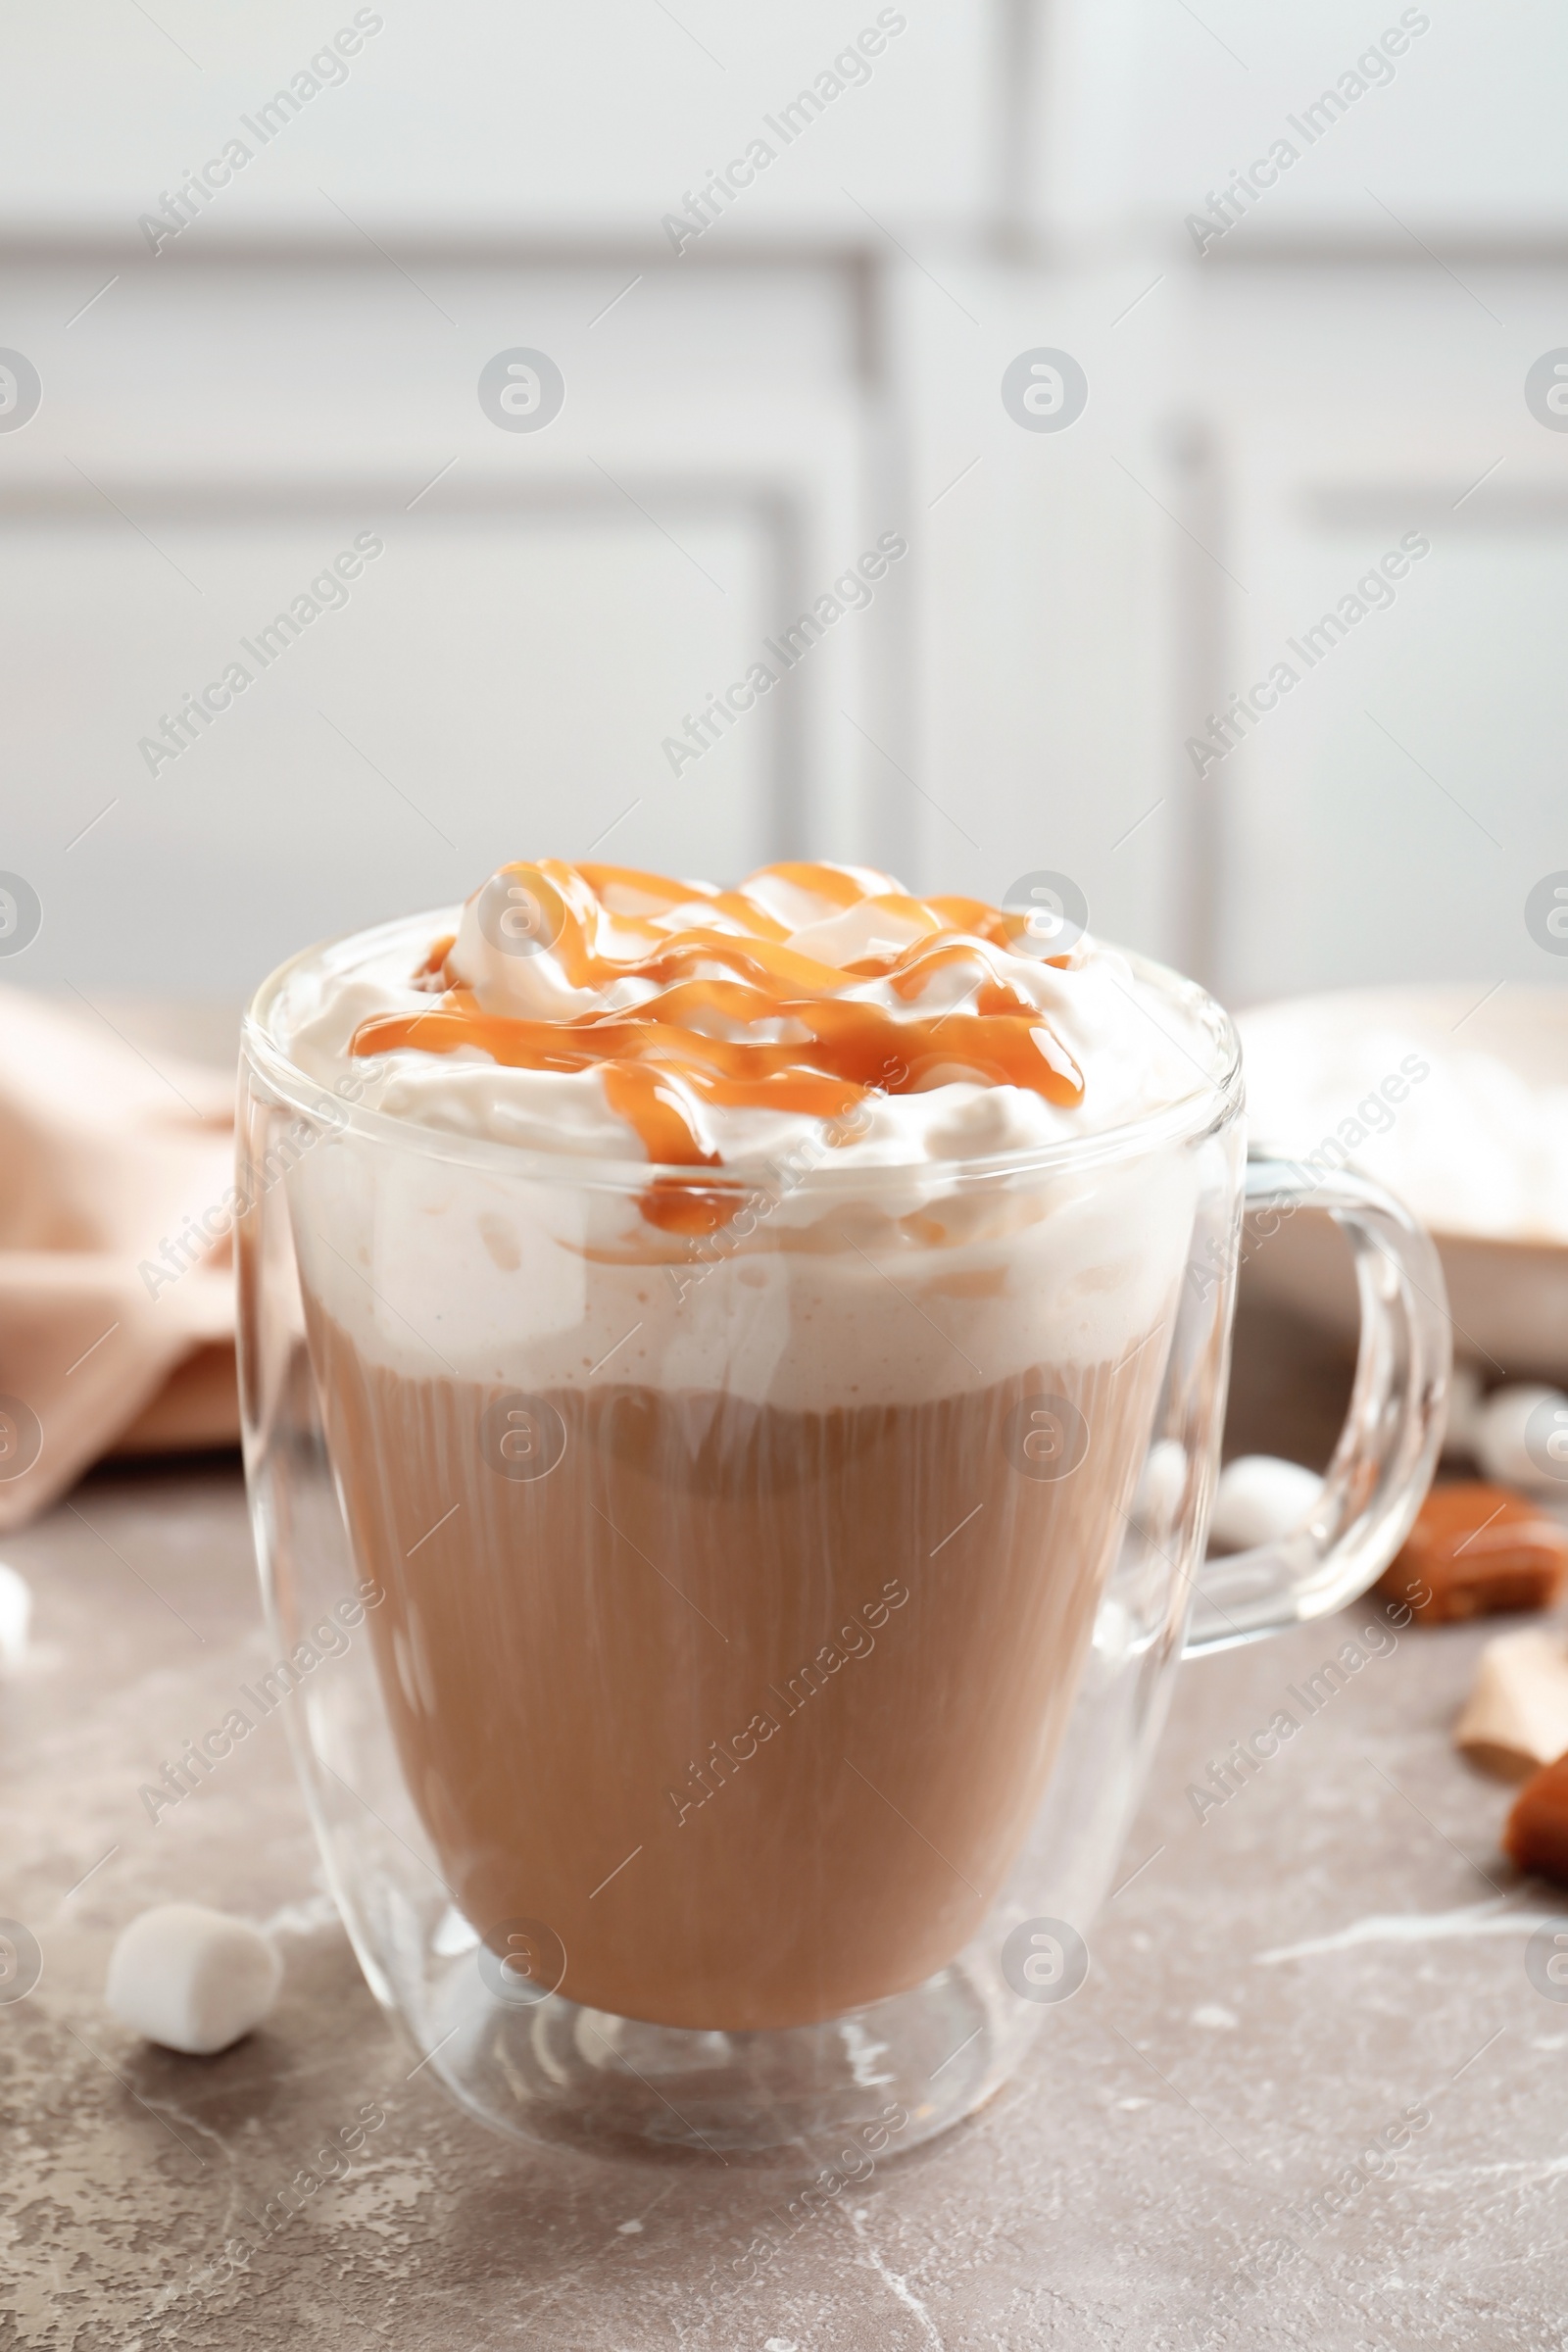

[281,859,1215,1178]
[264,863,1234,1404]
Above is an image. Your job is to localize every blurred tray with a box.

[1238,985,1568,1382]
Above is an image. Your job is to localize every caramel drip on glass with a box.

[349,861,1085,1230]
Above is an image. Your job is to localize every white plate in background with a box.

[1237,986,1568,1380]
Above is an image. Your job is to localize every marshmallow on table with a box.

[0,1562,31,1671]
[106,1903,281,2055]
[1131,1438,1188,1539]
[1442,1364,1485,1463]
[1475,1385,1568,1492]
[1455,1627,1568,1781]
[1208,1455,1324,1553]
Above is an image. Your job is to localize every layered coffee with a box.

[276,860,1212,2030]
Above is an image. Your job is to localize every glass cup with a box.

[237,915,1448,2168]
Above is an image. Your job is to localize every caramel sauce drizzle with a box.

[351,861,1085,1231]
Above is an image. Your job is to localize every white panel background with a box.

[0,0,1566,1011]
[0,1,998,236]
[1037,0,1568,244]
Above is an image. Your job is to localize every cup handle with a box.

[1183,1148,1451,1655]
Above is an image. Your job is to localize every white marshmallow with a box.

[1131,1438,1188,1539]
[0,1562,31,1671]
[106,1903,282,2055]
[1475,1385,1568,1492]
[1454,1627,1568,1781]
[1208,1454,1323,1553]
[1442,1364,1485,1462]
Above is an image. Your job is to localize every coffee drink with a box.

[278,860,1211,2030]
[306,1318,1167,2029]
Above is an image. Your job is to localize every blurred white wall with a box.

[2,0,1566,1006]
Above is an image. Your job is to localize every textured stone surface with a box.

[2,1308,1567,2348]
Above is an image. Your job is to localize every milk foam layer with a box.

[266,863,1235,1406]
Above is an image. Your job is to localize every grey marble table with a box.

[3,1301,1566,2352]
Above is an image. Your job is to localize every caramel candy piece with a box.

[1504,1754,1568,1885]
[1378,1481,1568,1624]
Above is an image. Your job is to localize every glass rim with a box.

[241,906,1245,1195]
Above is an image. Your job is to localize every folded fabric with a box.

[0,989,238,1532]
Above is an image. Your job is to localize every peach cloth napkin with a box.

[0,989,240,1533]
